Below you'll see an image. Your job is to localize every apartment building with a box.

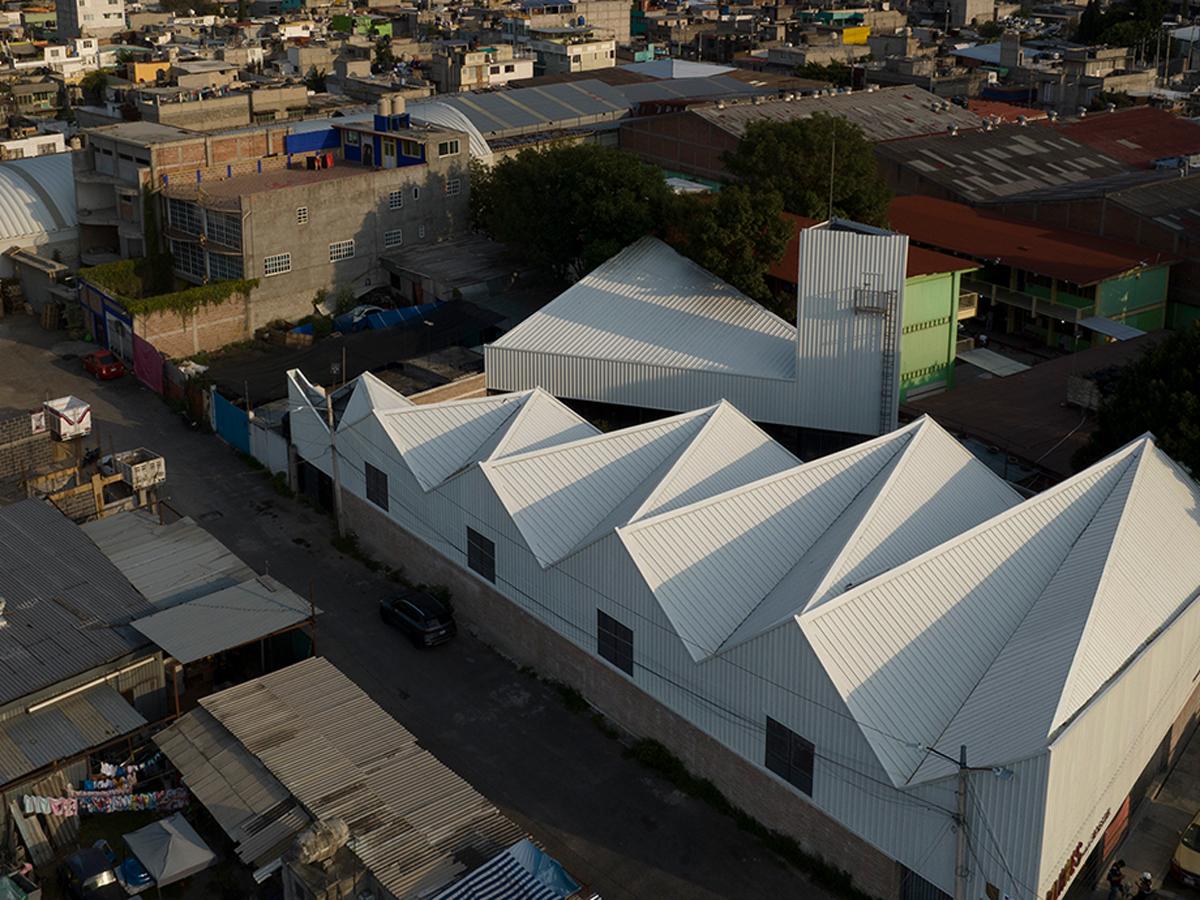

[507,0,631,45]
[429,42,535,94]
[529,26,617,74]
[55,0,124,39]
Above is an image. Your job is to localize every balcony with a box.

[77,207,120,228]
[963,278,1087,325]
[957,291,978,321]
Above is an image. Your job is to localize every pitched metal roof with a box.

[0,683,146,786]
[336,370,413,430]
[198,658,527,898]
[890,195,1171,286]
[82,510,256,609]
[0,500,155,707]
[155,707,311,871]
[483,402,799,568]
[409,79,628,139]
[618,417,1020,661]
[130,576,315,664]
[691,85,982,142]
[374,388,599,492]
[801,436,1200,786]
[489,236,798,380]
[1052,107,1200,168]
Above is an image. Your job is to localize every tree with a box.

[792,60,854,87]
[1076,0,1104,42]
[471,144,673,282]
[723,113,891,227]
[374,36,395,72]
[79,71,108,105]
[1073,329,1200,477]
[665,186,791,309]
[976,19,1004,38]
[303,66,327,93]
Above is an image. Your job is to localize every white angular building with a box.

[286,368,1200,900]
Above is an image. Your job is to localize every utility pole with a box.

[326,389,344,538]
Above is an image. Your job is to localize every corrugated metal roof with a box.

[800,435,1200,786]
[130,576,315,664]
[0,500,155,707]
[409,79,628,139]
[0,154,76,245]
[956,347,1031,376]
[0,683,145,785]
[1078,315,1146,341]
[337,370,413,431]
[198,658,526,897]
[375,389,598,492]
[155,707,311,869]
[692,85,982,142]
[82,511,256,609]
[620,59,735,79]
[617,417,1021,661]
[489,236,798,380]
[407,101,494,161]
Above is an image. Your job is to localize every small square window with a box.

[344,130,360,146]
[437,139,460,157]
[765,717,814,796]
[263,252,291,276]
[445,178,461,197]
[384,228,403,248]
[296,206,308,225]
[597,610,633,675]
[329,239,355,262]
[388,189,403,210]
[365,462,388,511]
[467,527,495,582]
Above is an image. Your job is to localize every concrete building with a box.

[0,154,77,274]
[286,363,1200,900]
[529,26,617,74]
[620,85,982,182]
[507,0,632,45]
[486,224,909,439]
[771,213,978,401]
[0,130,65,160]
[54,0,124,39]
[429,42,535,93]
[890,196,1174,347]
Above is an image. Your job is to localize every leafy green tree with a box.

[1073,329,1200,476]
[976,19,1004,38]
[723,113,891,227]
[1076,0,1104,42]
[374,36,395,71]
[471,144,673,282]
[792,60,854,87]
[303,66,327,92]
[78,71,110,105]
[665,187,791,309]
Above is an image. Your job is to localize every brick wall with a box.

[340,489,902,900]
[133,293,252,358]
[50,487,98,521]
[0,413,54,480]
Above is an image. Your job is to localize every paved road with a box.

[0,317,831,900]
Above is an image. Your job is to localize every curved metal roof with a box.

[407,100,494,162]
[0,153,76,245]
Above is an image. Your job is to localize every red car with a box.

[82,350,125,380]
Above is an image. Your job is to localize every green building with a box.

[771,213,978,402]
[890,197,1173,352]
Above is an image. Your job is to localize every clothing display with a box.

[22,787,187,817]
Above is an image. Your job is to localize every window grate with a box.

[384,229,403,249]
[329,239,355,262]
[597,610,633,675]
[264,253,291,277]
[467,528,495,582]
[388,190,403,210]
[296,206,308,225]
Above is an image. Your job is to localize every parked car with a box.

[59,847,124,900]
[82,350,125,380]
[379,589,456,647]
[1171,810,1200,887]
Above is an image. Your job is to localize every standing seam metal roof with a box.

[199,658,527,899]
[0,154,76,245]
[489,236,798,379]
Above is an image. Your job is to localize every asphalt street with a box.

[0,316,833,900]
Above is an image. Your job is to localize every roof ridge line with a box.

[1049,439,1153,732]
[480,404,718,473]
[707,430,917,657]
[626,402,730,523]
[803,420,931,616]
[544,413,715,569]
[801,440,1145,628]
[618,419,923,538]
[905,451,1142,785]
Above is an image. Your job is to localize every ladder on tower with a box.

[853,276,899,434]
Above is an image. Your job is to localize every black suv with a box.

[379,589,457,647]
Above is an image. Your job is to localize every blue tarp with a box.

[364,303,442,330]
[291,323,314,335]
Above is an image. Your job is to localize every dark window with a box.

[765,717,814,796]
[467,527,495,583]
[899,864,953,900]
[597,610,633,675]
[365,462,388,511]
